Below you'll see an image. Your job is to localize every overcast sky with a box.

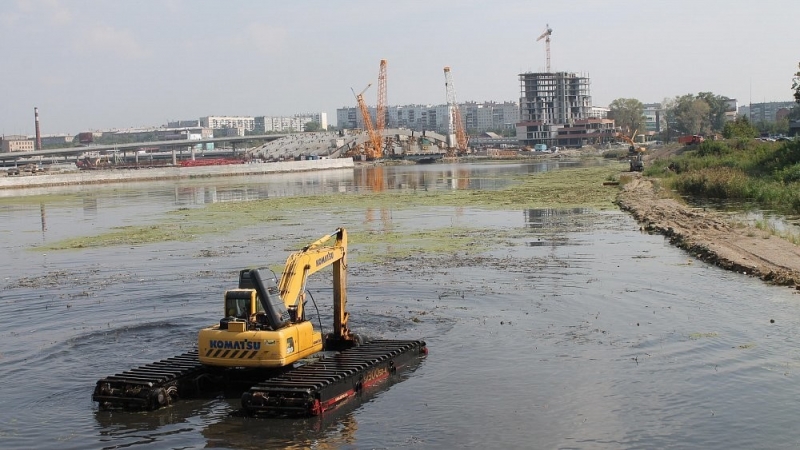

[1,0,797,135]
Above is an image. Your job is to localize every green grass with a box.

[646,139,800,214]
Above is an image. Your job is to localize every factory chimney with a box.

[34,107,42,150]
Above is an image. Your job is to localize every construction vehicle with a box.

[678,135,704,145]
[352,85,383,160]
[93,228,426,416]
[617,130,646,155]
[629,153,644,172]
[617,131,646,172]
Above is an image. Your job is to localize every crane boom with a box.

[352,84,382,159]
[443,66,468,155]
[376,59,387,137]
[536,24,553,72]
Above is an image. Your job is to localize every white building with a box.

[199,116,255,132]
[255,113,327,133]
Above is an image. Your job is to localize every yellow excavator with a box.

[618,130,646,172]
[94,228,426,415]
[198,228,358,368]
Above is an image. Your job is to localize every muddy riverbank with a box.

[617,174,800,287]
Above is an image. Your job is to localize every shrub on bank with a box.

[654,139,800,214]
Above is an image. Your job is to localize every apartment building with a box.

[741,101,796,123]
[336,102,518,134]
[255,113,327,133]
[199,116,255,132]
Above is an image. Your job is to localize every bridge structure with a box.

[0,134,289,165]
[1,129,456,168]
[330,128,451,159]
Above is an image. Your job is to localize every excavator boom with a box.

[278,228,353,346]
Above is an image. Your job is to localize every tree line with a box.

[608,63,800,141]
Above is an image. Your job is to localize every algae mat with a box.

[35,164,626,252]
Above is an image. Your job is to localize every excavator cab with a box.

[219,289,262,330]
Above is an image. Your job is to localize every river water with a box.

[2,161,800,449]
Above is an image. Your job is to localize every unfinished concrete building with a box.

[517,72,614,148]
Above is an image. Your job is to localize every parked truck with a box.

[678,135,704,145]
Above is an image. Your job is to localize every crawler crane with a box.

[93,228,426,416]
[444,66,469,156]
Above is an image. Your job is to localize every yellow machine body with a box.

[198,319,322,368]
[197,228,355,369]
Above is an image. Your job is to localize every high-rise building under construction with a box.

[517,71,614,148]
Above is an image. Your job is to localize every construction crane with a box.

[536,24,553,72]
[376,60,388,138]
[443,66,468,156]
[352,84,382,160]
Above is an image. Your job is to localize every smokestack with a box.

[34,107,42,151]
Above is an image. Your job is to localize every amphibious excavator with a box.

[92,228,427,416]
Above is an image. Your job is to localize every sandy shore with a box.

[617,174,800,287]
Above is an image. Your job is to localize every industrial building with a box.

[516,71,614,148]
[0,135,34,153]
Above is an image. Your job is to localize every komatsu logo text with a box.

[209,340,261,350]
[316,252,334,266]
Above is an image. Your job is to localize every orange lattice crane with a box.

[536,24,553,73]
[443,66,468,156]
[352,84,382,160]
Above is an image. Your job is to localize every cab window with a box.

[226,297,251,319]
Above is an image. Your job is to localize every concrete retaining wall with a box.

[0,158,355,190]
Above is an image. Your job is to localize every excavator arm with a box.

[278,228,355,348]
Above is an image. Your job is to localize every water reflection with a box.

[83,196,98,215]
[687,196,800,238]
[524,208,593,248]
[524,207,592,229]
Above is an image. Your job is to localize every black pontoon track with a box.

[92,340,426,416]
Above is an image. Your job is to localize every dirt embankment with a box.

[616,174,800,287]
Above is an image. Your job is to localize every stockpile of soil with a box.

[616,174,800,287]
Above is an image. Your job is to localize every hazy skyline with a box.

[2,0,798,136]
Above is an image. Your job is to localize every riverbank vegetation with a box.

[644,138,800,214]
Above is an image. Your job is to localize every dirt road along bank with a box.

[616,174,800,287]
